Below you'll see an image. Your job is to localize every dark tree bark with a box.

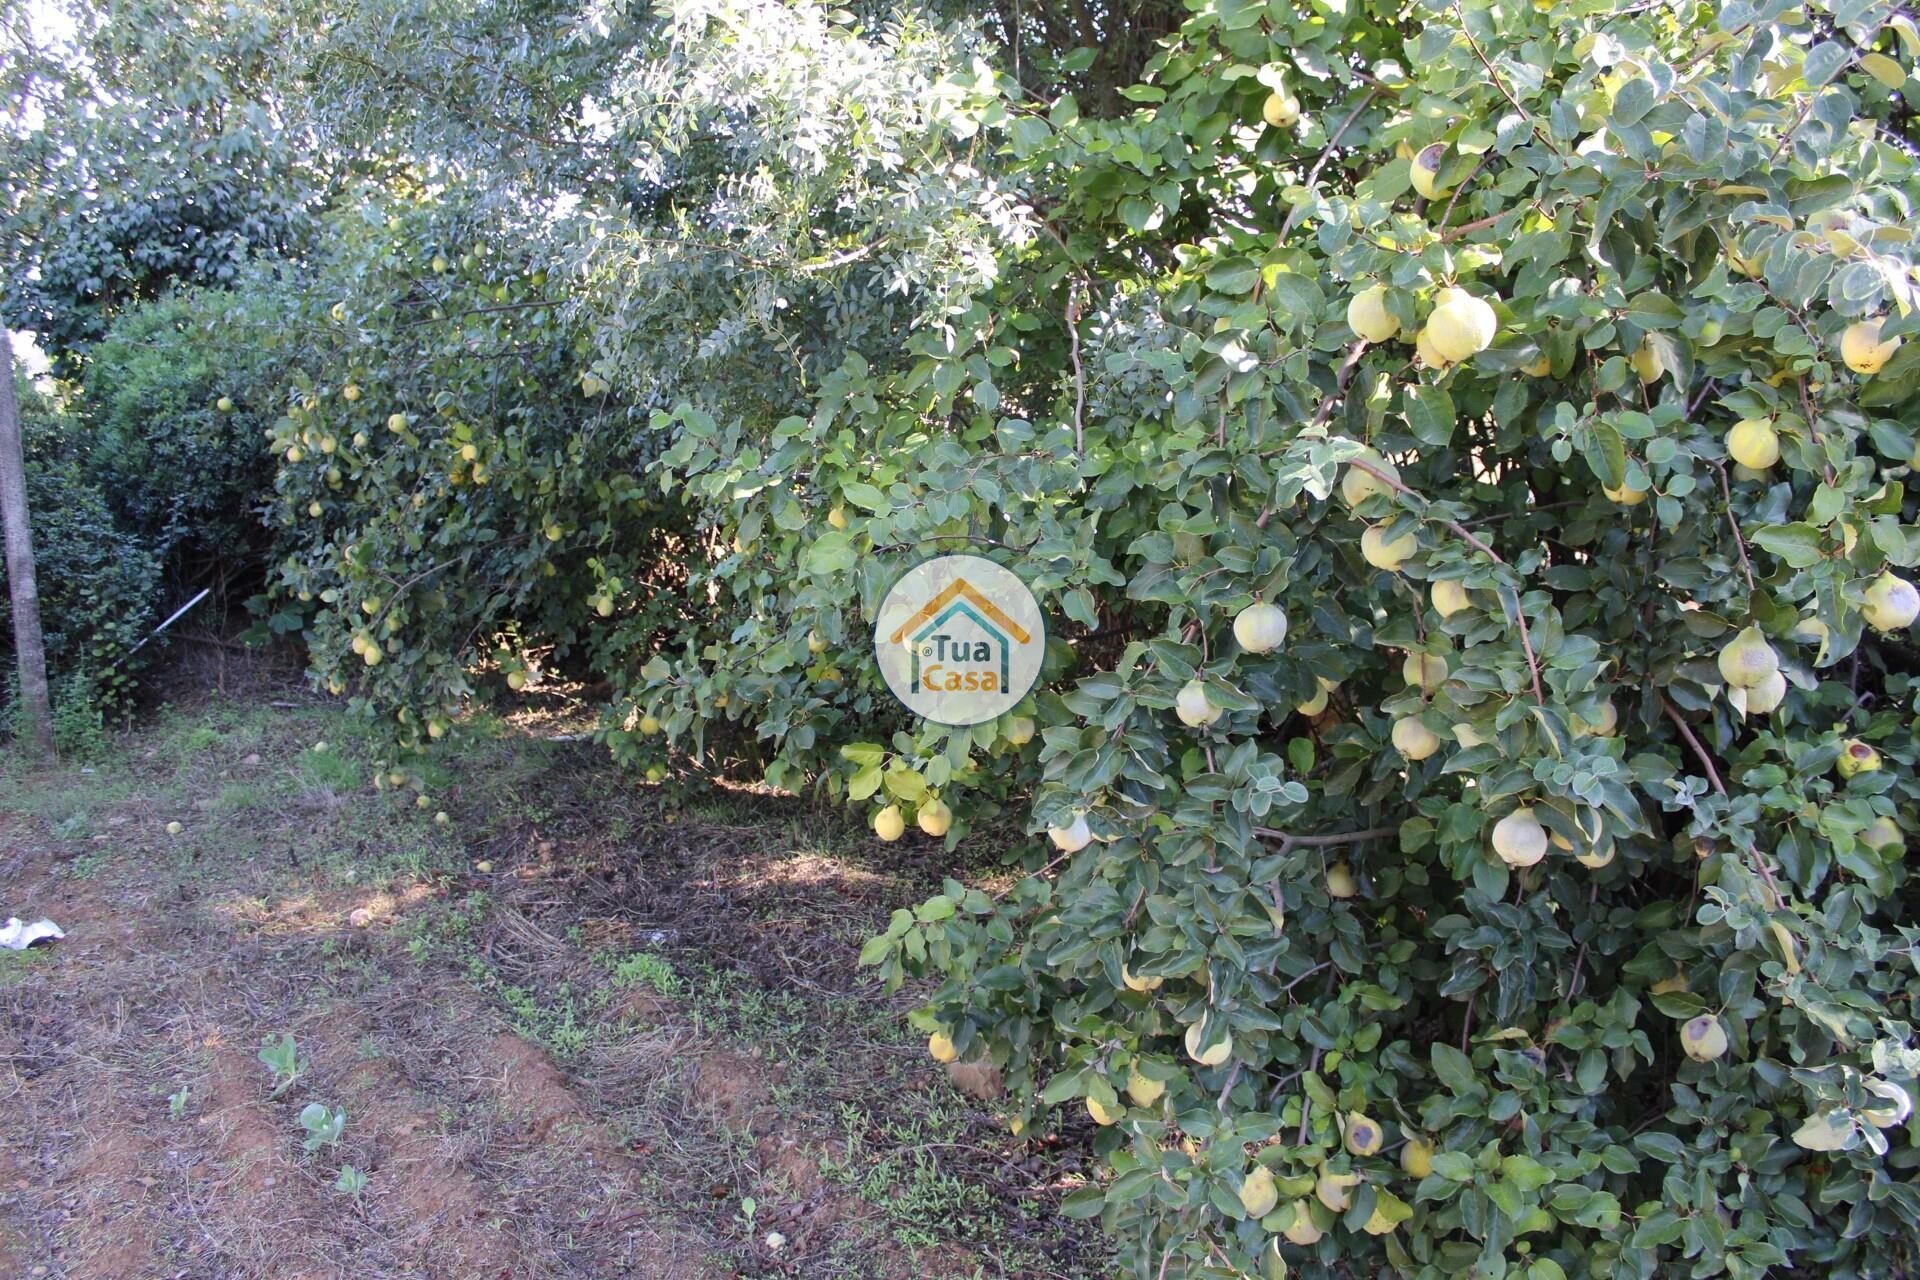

[0,328,53,760]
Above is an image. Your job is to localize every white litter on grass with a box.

[0,918,65,950]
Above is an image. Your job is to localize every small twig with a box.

[1278,90,1379,241]
[1296,1047,1323,1144]
[1439,211,1504,242]
[1436,152,1489,235]
[1453,1,1564,157]
[1348,459,1546,704]
[993,848,1074,900]
[1660,694,1787,909]
[1066,284,1086,454]
[1716,464,1758,596]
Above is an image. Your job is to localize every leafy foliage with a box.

[1,380,162,719]
[25,0,1920,1274]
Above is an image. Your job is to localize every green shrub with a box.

[1,380,162,720]
[218,0,1920,1274]
[81,285,288,582]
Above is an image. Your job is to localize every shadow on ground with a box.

[0,688,1105,1280]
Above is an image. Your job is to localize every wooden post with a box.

[0,329,53,760]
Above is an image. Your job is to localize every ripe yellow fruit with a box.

[1401,1136,1435,1178]
[1862,572,1920,632]
[342,383,360,402]
[1233,602,1288,654]
[1125,1066,1164,1106]
[434,811,450,826]
[1425,287,1499,362]
[307,500,323,518]
[1006,715,1035,746]
[1325,862,1358,898]
[1340,447,1400,506]
[1430,580,1470,616]
[1840,318,1900,375]
[1239,1166,1279,1218]
[1391,715,1441,761]
[928,1032,957,1063]
[1315,1169,1360,1212]
[1175,680,1223,728]
[1403,650,1449,690]
[353,431,369,448]
[1604,483,1648,505]
[363,646,383,668]
[1184,1022,1232,1066]
[1716,627,1779,689]
[459,443,479,462]
[1727,418,1779,470]
[1086,1095,1120,1126]
[1837,739,1882,779]
[286,446,304,463]
[1120,964,1163,993]
[1344,1111,1384,1156]
[388,413,408,433]
[1860,816,1904,854]
[917,797,952,837]
[1048,813,1093,852]
[1282,1201,1324,1245]
[1492,807,1549,867]
[1361,525,1417,572]
[1680,1014,1729,1062]
[1521,352,1552,377]
[1346,285,1399,343]
[432,254,449,273]
[635,712,659,735]
[165,821,184,836]
[1410,142,1448,200]
[873,805,906,842]
[1362,1205,1399,1236]
[1262,89,1300,128]
[1572,699,1618,736]
[216,395,234,412]
[1575,843,1615,869]
[827,505,848,530]
[1295,686,1330,716]
[1630,337,1666,384]
[1741,668,1788,716]
[1415,325,1451,369]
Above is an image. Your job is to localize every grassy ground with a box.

[0,686,1103,1280]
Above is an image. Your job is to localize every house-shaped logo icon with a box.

[873,555,1045,726]
[888,578,1033,694]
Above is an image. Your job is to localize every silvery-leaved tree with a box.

[64,0,1920,1271]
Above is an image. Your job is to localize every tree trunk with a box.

[0,329,54,760]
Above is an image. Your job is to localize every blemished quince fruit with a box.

[1840,318,1899,375]
[1680,1014,1730,1062]
[1837,739,1882,779]
[1344,1112,1384,1156]
[1125,1066,1165,1106]
[1086,1095,1120,1126]
[1862,571,1920,632]
[1401,1135,1435,1178]
[1716,627,1779,689]
[1410,142,1448,200]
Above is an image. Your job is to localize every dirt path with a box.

[0,697,1098,1280]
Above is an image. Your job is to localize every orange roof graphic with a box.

[888,578,1033,646]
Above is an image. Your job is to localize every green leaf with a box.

[1404,383,1455,446]
[1430,1043,1478,1094]
[1749,523,1825,568]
